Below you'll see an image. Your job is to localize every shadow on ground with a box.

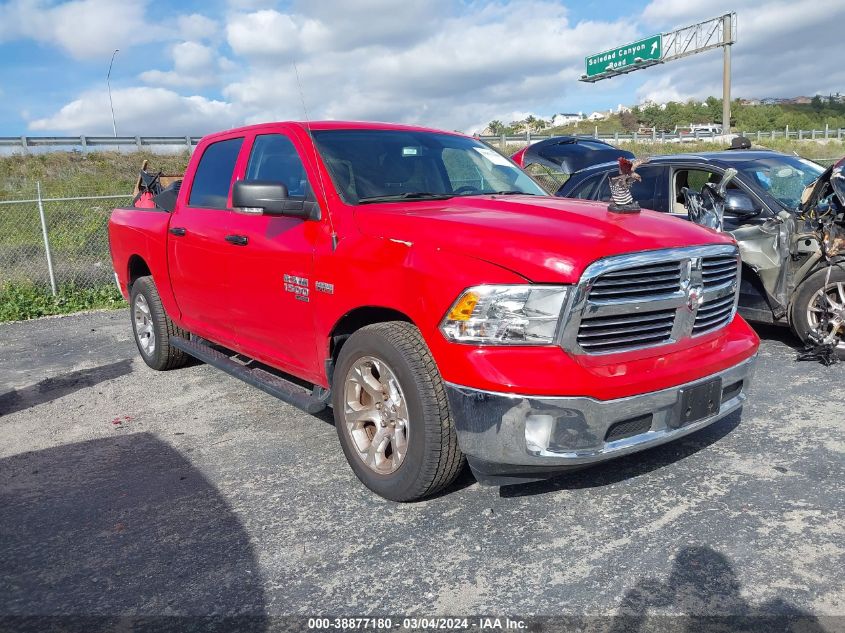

[606,545,830,632]
[0,360,134,417]
[0,433,266,632]
[751,323,803,351]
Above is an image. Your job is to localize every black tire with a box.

[332,322,465,501]
[130,276,189,371]
[789,264,845,359]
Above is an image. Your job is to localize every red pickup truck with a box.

[109,121,759,501]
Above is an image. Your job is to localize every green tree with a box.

[487,120,506,135]
[620,110,638,132]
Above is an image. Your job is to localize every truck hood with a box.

[353,195,735,283]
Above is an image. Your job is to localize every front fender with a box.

[312,235,528,386]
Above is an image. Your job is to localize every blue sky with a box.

[1,0,843,136]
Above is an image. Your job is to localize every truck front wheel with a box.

[332,322,464,501]
[130,276,189,371]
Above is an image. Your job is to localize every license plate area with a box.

[673,378,722,428]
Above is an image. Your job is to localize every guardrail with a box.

[0,136,202,151]
[2,128,845,153]
[478,127,845,145]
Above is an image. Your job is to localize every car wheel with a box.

[130,276,189,371]
[790,265,845,359]
[332,321,465,501]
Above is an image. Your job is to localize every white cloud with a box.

[226,10,329,60]
[177,13,218,41]
[140,41,221,89]
[28,87,241,135]
[223,1,638,132]
[0,0,162,59]
[23,0,845,136]
[636,0,845,103]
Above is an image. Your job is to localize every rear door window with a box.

[628,165,665,212]
[594,166,667,212]
[188,137,244,209]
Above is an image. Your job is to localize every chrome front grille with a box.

[577,308,676,352]
[701,255,738,291]
[693,293,735,334]
[587,262,682,301]
[561,245,740,355]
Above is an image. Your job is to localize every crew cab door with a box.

[167,136,244,342]
[225,132,321,379]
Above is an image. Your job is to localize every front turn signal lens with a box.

[447,292,479,321]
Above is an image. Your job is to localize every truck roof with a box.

[201,120,464,142]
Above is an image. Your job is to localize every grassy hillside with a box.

[491,98,845,137]
[0,150,191,200]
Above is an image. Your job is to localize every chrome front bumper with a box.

[445,355,756,484]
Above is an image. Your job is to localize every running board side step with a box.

[170,336,329,414]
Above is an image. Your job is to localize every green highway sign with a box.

[585,34,662,77]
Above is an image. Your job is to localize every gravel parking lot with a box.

[0,309,843,630]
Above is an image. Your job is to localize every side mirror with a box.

[232,180,318,219]
[724,190,761,218]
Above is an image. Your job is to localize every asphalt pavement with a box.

[0,309,843,631]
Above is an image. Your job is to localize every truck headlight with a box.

[439,285,570,345]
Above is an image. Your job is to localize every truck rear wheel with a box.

[130,276,189,371]
[790,265,845,360]
[332,322,464,501]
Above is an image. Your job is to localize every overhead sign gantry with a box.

[580,13,737,132]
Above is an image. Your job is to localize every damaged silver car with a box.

[531,140,844,358]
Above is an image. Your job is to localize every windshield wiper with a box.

[358,192,455,204]
[452,190,537,198]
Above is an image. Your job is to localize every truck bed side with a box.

[109,207,180,320]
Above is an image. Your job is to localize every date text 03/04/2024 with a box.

[306,617,527,630]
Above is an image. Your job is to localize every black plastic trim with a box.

[170,337,328,414]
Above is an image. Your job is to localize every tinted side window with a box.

[246,134,309,198]
[628,166,661,211]
[569,174,601,199]
[189,137,244,209]
[596,175,611,201]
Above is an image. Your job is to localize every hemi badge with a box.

[315,281,334,294]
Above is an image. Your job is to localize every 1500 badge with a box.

[283,274,309,302]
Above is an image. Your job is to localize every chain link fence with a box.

[0,185,132,294]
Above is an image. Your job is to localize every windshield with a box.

[737,156,824,209]
[312,129,545,204]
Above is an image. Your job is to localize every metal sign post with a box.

[722,13,732,133]
[581,13,737,132]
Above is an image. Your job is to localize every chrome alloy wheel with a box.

[133,293,156,356]
[807,280,845,350]
[343,356,409,475]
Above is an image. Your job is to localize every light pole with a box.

[107,49,119,137]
